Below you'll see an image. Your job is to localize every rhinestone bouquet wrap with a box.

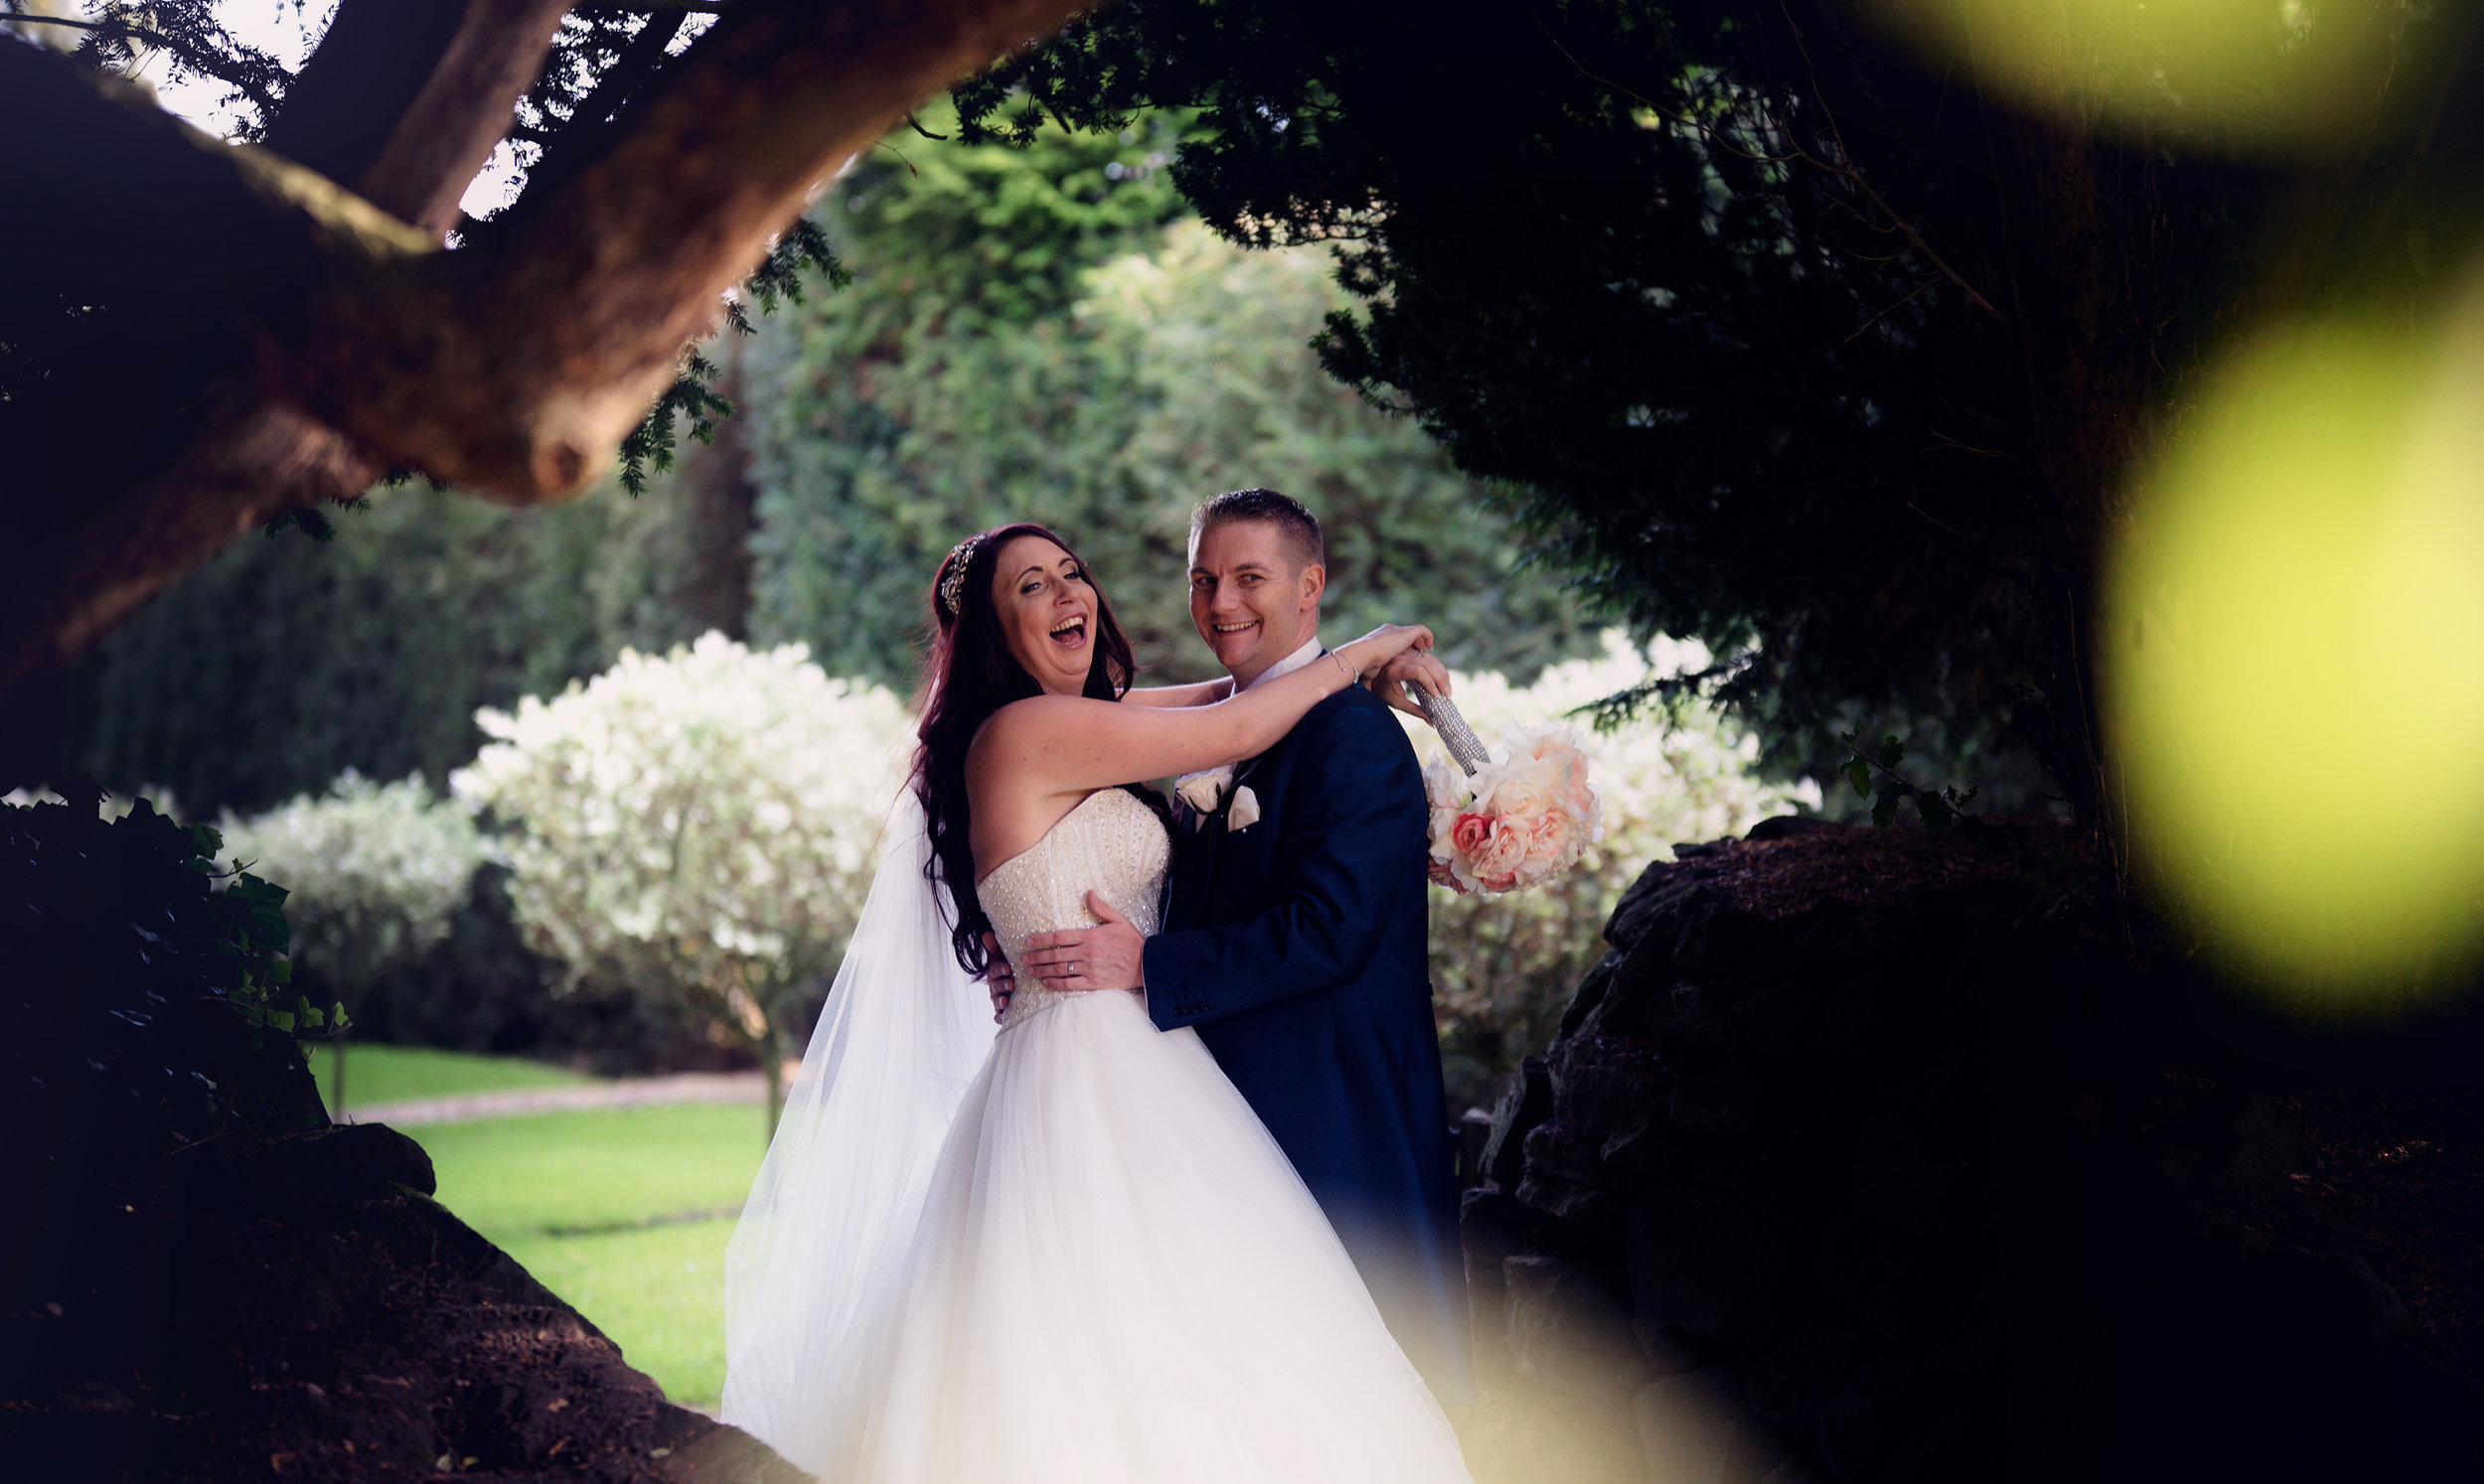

[1408,683,1490,776]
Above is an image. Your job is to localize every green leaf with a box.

[1876,734,1906,770]
[1870,786,1900,830]
[1919,794,1953,836]
[229,871,292,954]
[1842,758,1872,798]
[186,822,226,859]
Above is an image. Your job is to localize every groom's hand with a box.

[1022,892,1147,993]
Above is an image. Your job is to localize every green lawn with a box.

[398,1093,772,1409]
[411,1104,769,1236]
[313,1045,770,1407]
[309,1041,587,1112]
[500,1219,742,1407]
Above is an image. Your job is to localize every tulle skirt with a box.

[850,988,1474,1484]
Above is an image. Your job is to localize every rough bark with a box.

[266,0,578,237]
[1985,109,2153,832]
[0,0,1090,731]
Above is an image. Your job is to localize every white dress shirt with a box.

[1241,635,1325,692]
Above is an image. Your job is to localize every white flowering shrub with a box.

[452,634,911,1125]
[1400,633,1820,1109]
[218,771,488,996]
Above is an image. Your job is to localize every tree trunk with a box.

[757,1027,785,1140]
[1982,109,2154,837]
[666,338,762,642]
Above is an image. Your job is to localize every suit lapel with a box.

[1169,667,1321,929]
[1168,796,1221,930]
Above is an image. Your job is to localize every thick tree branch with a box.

[275,0,1099,498]
[258,0,476,210]
[0,0,1095,716]
[352,0,577,236]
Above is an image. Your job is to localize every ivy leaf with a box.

[229,872,292,956]
[1877,734,1907,770]
[1919,794,1953,836]
[1842,758,1872,798]
[1871,784,1901,831]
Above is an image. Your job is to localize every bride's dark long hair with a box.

[912,522,1140,976]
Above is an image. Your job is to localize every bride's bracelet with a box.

[1329,649,1357,686]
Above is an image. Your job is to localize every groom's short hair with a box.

[1191,488,1325,574]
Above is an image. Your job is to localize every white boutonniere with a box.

[1173,765,1235,829]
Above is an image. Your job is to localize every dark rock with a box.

[1558,947,1630,1041]
[1630,1365,1743,1482]
[1602,864,1708,959]
[1549,1030,1666,1134]
[1809,1212,1960,1348]
[1466,823,2484,1482]
[1505,1254,1649,1401]
[1457,1107,1495,1185]
[1598,1115,1669,1183]
[1517,1119,1631,1232]
[1842,1119,1962,1238]
[1626,1186,1796,1338]
[223,1121,439,1207]
[1520,1119,1608,1186]
[1745,816,1845,842]
[1481,1054,1554,1192]
[1667,1065,1765,1141]
[0,1122,805,1484]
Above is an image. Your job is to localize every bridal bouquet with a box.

[1422,721,1604,895]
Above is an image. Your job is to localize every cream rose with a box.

[1523,808,1576,863]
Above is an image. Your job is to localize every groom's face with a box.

[1188,519,1324,686]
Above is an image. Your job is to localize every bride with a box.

[721,522,1475,1483]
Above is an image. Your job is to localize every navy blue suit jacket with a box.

[1142,681,1473,1404]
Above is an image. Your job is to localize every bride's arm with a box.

[1118,676,1233,708]
[969,626,1432,797]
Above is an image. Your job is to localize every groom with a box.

[1017,489,1473,1406]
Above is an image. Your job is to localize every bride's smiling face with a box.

[991,535,1099,696]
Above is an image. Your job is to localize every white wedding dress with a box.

[723,788,1472,1484]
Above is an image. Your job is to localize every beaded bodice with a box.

[980,788,1170,1031]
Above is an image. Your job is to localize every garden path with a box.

[342,1071,769,1126]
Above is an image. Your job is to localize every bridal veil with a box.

[721,793,996,1479]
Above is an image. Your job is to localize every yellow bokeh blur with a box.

[1869,0,2404,148]
[2104,290,2484,1000]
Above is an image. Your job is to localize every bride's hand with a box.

[1370,648,1454,721]
[1334,624,1434,682]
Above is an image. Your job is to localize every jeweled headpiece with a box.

[937,533,986,619]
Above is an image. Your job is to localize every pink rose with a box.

[1450,812,1495,858]
[1470,816,1529,884]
